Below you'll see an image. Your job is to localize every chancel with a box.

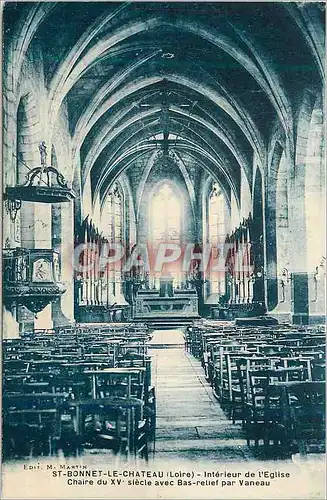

[1,1,326,487]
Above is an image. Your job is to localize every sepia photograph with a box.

[1,1,326,498]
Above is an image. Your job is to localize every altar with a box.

[134,277,199,320]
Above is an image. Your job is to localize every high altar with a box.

[134,276,199,320]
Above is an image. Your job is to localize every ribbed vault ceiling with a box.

[5,1,324,205]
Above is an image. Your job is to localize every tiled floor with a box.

[149,329,253,462]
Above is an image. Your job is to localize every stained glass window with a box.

[105,183,123,297]
[209,183,226,295]
[151,183,181,242]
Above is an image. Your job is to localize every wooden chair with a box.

[62,397,146,460]
[311,360,325,381]
[245,368,286,450]
[3,393,66,458]
[274,381,325,456]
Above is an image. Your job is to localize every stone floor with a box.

[149,329,254,463]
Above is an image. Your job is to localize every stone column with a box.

[289,165,309,325]
[305,138,325,323]
[308,266,326,324]
[51,203,74,327]
[18,202,36,331]
[265,185,278,312]
[34,202,53,329]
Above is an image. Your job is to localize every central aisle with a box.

[148,329,253,463]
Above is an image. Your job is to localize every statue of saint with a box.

[39,141,47,168]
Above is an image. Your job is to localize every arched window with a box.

[151,182,181,242]
[106,184,123,243]
[149,182,182,286]
[209,184,225,243]
[105,183,124,298]
[208,183,226,296]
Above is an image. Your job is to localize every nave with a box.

[1,2,326,497]
[150,329,253,463]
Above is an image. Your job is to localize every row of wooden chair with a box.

[185,320,325,457]
[3,322,156,462]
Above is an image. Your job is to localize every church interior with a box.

[2,1,326,490]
